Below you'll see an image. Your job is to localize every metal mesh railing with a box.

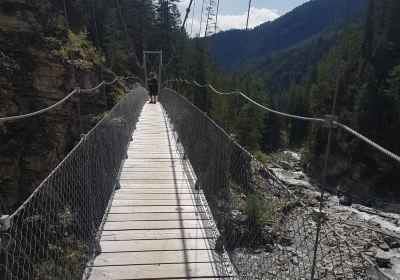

[0,88,147,280]
[160,88,390,280]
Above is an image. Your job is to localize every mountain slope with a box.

[207,0,367,70]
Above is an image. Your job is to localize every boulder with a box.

[280,161,291,170]
[378,242,390,251]
[374,249,392,268]
[389,241,400,249]
[339,196,352,206]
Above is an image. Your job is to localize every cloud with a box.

[182,6,280,37]
[217,7,279,31]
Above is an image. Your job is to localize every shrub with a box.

[253,150,269,165]
[60,29,105,71]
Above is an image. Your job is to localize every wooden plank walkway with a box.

[89,102,233,279]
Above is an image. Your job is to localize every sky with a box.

[177,0,310,36]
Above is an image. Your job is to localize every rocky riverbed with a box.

[267,151,400,279]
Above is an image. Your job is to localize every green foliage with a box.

[245,194,261,225]
[244,194,287,233]
[254,150,269,165]
[112,82,128,103]
[30,0,50,14]
[60,30,105,71]
[33,237,88,280]
[90,112,107,126]
[205,0,399,197]
[207,0,367,70]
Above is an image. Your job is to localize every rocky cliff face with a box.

[0,0,122,211]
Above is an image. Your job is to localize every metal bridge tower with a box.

[143,51,163,92]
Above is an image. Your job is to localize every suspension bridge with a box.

[0,65,399,279]
[1,0,400,279]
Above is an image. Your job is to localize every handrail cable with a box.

[8,86,147,221]
[166,78,400,163]
[0,76,138,122]
[169,79,325,122]
[334,121,400,162]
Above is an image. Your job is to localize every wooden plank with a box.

[103,220,211,231]
[119,179,193,185]
[108,205,202,214]
[100,238,214,253]
[127,152,181,156]
[113,193,196,200]
[122,163,184,169]
[101,228,212,241]
[92,250,219,266]
[119,183,192,189]
[119,173,187,180]
[128,147,179,151]
[124,159,183,163]
[89,262,224,279]
[111,199,201,207]
[88,103,232,280]
[126,154,182,159]
[106,212,208,221]
[116,188,195,194]
[120,168,186,173]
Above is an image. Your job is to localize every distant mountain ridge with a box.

[207,0,367,70]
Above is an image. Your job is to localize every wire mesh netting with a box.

[160,88,390,280]
[0,88,147,280]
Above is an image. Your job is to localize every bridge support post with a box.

[311,75,341,279]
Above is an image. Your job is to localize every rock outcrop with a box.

[0,0,123,211]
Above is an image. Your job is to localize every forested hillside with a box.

[207,0,367,70]
[204,0,400,200]
[2,0,399,211]
[0,0,219,211]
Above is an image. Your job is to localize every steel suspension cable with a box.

[245,0,252,31]
[0,76,137,122]
[214,0,220,33]
[116,0,144,69]
[174,79,324,122]
[243,0,252,58]
[61,0,84,134]
[204,0,211,37]
[167,78,400,163]
[190,0,197,37]
[0,89,78,122]
[181,0,194,32]
[62,0,69,30]
[90,0,110,110]
[334,121,400,162]
[198,0,206,37]
[90,0,101,49]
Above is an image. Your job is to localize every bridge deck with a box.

[89,103,232,279]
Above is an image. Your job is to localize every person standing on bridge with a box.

[147,72,159,104]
